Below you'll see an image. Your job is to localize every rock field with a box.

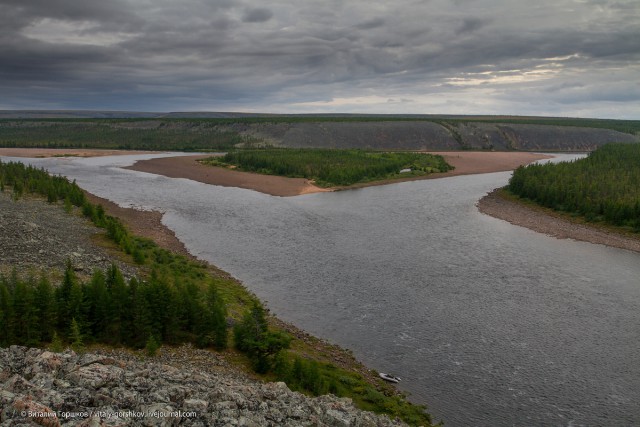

[0,346,406,426]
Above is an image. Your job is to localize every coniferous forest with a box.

[0,120,255,151]
[508,143,640,230]
[202,148,454,187]
[0,262,228,351]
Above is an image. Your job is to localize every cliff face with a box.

[0,346,407,427]
[228,121,638,151]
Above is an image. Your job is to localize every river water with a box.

[3,153,639,426]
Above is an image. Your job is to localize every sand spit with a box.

[126,151,552,196]
[477,189,640,254]
[0,148,161,158]
[125,155,329,197]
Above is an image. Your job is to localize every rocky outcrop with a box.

[0,346,407,426]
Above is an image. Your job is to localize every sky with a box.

[1,0,639,119]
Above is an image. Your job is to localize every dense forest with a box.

[0,159,432,425]
[0,120,257,151]
[0,263,227,350]
[203,149,454,186]
[508,143,640,230]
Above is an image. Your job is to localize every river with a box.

[3,153,639,426]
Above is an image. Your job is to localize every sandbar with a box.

[0,148,160,158]
[126,151,552,196]
[478,189,640,253]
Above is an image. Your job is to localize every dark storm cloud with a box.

[355,17,386,30]
[242,8,273,23]
[0,0,638,118]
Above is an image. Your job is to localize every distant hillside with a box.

[223,120,638,152]
[0,112,637,151]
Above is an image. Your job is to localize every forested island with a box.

[508,143,640,232]
[200,149,454,187]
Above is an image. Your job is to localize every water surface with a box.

[4,153,639,426]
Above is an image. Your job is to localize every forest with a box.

[0,120,256,151]
[0,159,432,425]
[508,143,640,230]
[0,263,227,350]
[202,148,454,186]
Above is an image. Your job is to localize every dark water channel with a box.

[5,153,639,426]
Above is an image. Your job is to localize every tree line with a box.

[508,143,640,230]
[0,120,257,151]
[203,148,453,187]
[0,263,227,350]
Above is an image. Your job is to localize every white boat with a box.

[379,373,401,383]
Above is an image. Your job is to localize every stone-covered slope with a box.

[0,346,408,426]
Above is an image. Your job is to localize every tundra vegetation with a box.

[0,120,257,151]
[0,159,433,426]
[0,116,638,152]
[508,143,640,231]
[202,148,454,186]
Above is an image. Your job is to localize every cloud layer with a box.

[1,0,638,118]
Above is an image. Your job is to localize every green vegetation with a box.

[452,116,640,135]
[202,148,454,186]
[273,354,431,425]
[234,302,292,373]
[0,159,434,425]
[0,260,229,350]
[0,120,257,151]
[2,115,636,154]
[509,143,640,231]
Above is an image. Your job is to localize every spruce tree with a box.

[0,280,14,346]
[196,282,228,349]
[234,302,290,373]
[12,277,40,346]
[70,318,84,353]
[87,269,109,340]
[106,264,128,344]
[34,274,56,343]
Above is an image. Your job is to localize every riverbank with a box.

[477,188,640,253]
[81,190,411,413]
[126,151,552,196]
[0,148,161,158]
[0,185,427,424]
[125,154,328,197]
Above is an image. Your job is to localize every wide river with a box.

[4,153,639,426]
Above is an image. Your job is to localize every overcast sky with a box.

[1,0,638,118]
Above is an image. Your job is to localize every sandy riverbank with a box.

[126,151,552,196]
[477,189,640,253]
[125,155,328,197]
[0,148,161,158]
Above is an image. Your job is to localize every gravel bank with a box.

[477,189,640,253]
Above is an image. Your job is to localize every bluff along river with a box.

[4,153,639,426]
